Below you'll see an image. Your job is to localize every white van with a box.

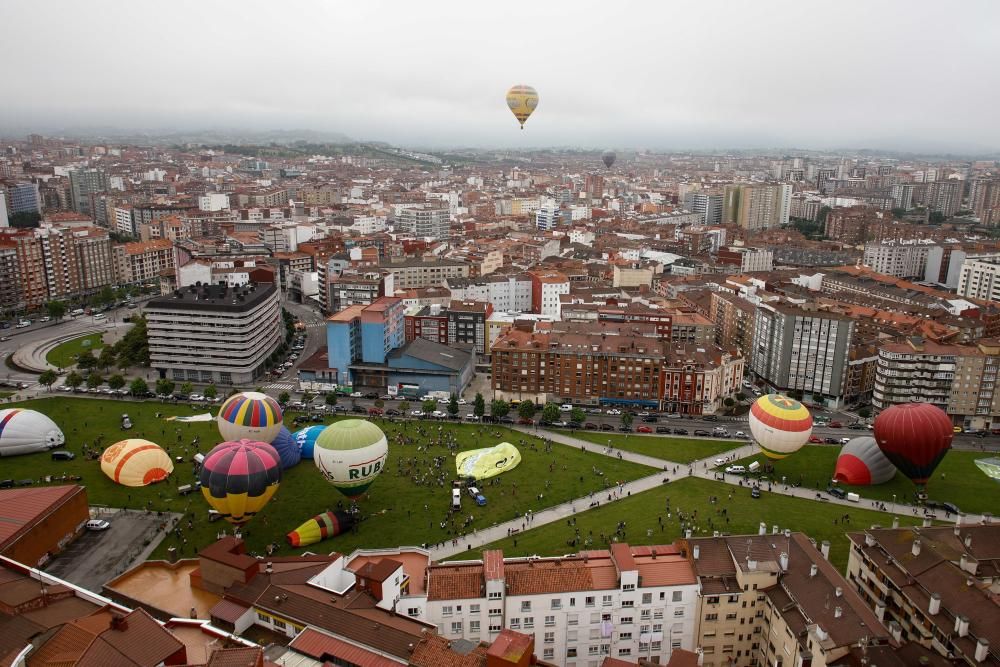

[93,313,106,320]
[451,488,461,511]
[70,308,85,317]
[560,404,574,412]
[846,492,861,503]
[748,461,761,473]
[725,465,747,474]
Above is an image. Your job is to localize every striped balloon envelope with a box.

[217,391,283,443]
[286,510,355,547]
[505,84,539,129]
[101,439,174,486]
[748,394,813,460]
[199,439,282,525]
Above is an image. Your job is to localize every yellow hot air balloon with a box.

[100,439,174,487]
[506,85,539,129]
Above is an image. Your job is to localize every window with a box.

[653,623,662,632]
[586,596,596,607]
[568,614,579,626]
[470,604,480,614]
[620,616,633,625]
[726,613,738,620]
[442,605,453,616]
[489,607,502,616]
[544,632,554,644]
[674,609,685,617]
[543,648,554,660]
[407,607,420,617]
[641,610,651,620]
[602,595,613,607]
[510,618,520,629]
[622,583,636,591]
[705,613,719,621]
[618,648,632,656]
[551,598,562,610]
[273,619,286,630]
[489,623,502,632]
[451,622,463,634]
[521,601,532,612]
[524,617,534,629]
[470,620,480,634]
[728,595,740,603]
[489,591,502,600]
[257,612,268,622]
[589,646,600,656]
[622,600,634,608]
[707,596,720,605]
[652,641,662,651]
[619,632,633,640]
[567,647,578,658]
[545,615,556,627]
[642,593,652,604]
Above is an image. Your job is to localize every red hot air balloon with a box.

[873,403,953,487]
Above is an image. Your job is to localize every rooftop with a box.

[0,485,84,551]
[147,282,276,313]
[104,560,221,620]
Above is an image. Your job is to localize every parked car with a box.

[641,416,658,423]
[600,423,614,431]
[585,422,598,430]
[386,409,401,416]
[827,486,847,499]
[350,392,364,398]
[636,426,652,433]
[617,425,631,433]
[725,465,746,474]
[751,487,761,499]
[847,422,866,430]
[702,415,718,422]
[86,519,111,531]
[824,437,839,444]
[809,435,824,444]
[924,500,961,514]
[673,428,689,435]
[840,437,851,444]
[666,412,682,419]
[15,320,30,329]
[606,408,622,415]
[655,426,670,434]
[410,409,424,417]
[734,431,748,438]
[517,417,534,426]
[828,421,843,428]
[694,429,710,436]
[351,405,367,414]
[637,411,650,417]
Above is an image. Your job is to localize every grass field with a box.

[567,431,739,463]
[2,397,655,560]
[46,333,105,369]
[729,445,998,515]
[481,476,928,571]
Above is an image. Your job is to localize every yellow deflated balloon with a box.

[100,439,174,487]
[506,85,539,129]
[456,442,522,480]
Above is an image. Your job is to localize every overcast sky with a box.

[2,0,999,152]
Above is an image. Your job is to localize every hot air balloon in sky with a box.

[833,437,896,486]
[270,425,301,469]
[101,439,174,486]
[506,85,538,129]
[602,150,616,169]
[217,391,283,443]
[286,510,355,547]
[294,425,325,460]
[748,394,812,460]
[0,408,65,457]
[200,439,282,525]
[873,402,953,487]
[313,419,388,499]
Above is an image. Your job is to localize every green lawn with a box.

[728,445,998,515]
[567,431,739,463]
[481,476,927,572]
[2,397,655,560]
[46,333,105,369]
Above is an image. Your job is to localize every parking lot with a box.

[44,510,175,591]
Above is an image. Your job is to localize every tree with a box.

[929,211,946,225]
[301,391,314,405]
[325,392,338,407]
[735,392,747,402]
[541,403,561,424]
[95,285,116,306]
[518,400,536,421]
[97,346,116,371]
[491,399,510,419]
[570,407,586,425]
[374,398,384,410]
[473,393,485,419]
[180,382,194,396]
[422,399,437,415]
[156,379,175,397]
[129,378,149,396]
[38,370,58,391]
[399,400,410,414]
[448,394,459,417]
[10,211,41,228]
[45,301,66,321]
[76,350,97,371]
[891,207,908,218]
[108,374,126,391]
[112,315,149,368]
[857,406,872,419]
[203,384,217,400]
[817,206,832,224]
[87,372,104,389]
[724,397,736,410]
[278,391,291,406]
[65,371,84,391]
[788,389,804,401]
[620,412,634,429]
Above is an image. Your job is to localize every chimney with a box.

[890,621,902,643]
[685,529,692,539]
[783,529,791,538]
[875,602,886,621]
[820,541,830,560]
[747,558,757,571]
[922,517,932,527]
[809,564,818,578]
[696,646,705,666]
[779,552,789,572]
[865,533,876,547]
[983,513,993,525]
[759,522,767,536]
[772,524,779,534]
[651,548,657,560]
[975,638,990,663]
[835,586,843,597]
[892,516,899,529]
[964,534,973,549]
[955,615,970,637]
[928,593,941,615]
[912,539,922,557]
[693,545,700,560]
[265,562,273,574]
[110,615,128,631]
[834,606,843,619]
[954,525,962,536]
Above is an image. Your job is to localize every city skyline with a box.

[2,0,1000,153]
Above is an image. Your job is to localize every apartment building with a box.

[72,226,115,291]
[448,300,493,355]
[824,207,884,245]
[0,243,23,312]
[326,297,406,386]
[659,345,745,416]
[711,291,756,361]
[670,311,715,348]
[957,256,1000,301]
[326,269,394,313]
[689,532,895,667]
[446,274,534,313]
[394,207,451,239]
[68,168,108,217]
[863,243,934,279]
[716,247,774,273]
[145,282,281,385]
[722,184,791,231]
[422,546,699,666]
[845,524,998,666]
[530,270,570,319]
[924,180,962,217]
[682,192,723,226]
[873,337,1000,430]
[750,302,854,407]
[113,238,176,285]
[379,258,470,290]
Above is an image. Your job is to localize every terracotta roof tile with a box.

[206,646,264,667]
[409,633,488,667]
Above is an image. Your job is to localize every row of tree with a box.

[36,370,216,400]
[57,316,149,372]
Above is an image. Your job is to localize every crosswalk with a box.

[262,382,297,391]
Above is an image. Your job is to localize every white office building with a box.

[145,282,282,385]
[394,207,451,240]
[956,255,1000,301]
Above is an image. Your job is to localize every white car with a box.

[637,411,650,417]
[666,413,682,419]
[464,413,478,420]
[39,316,51,322]
[725,465,747,474]
[350,392,364,398]
[189,394,203,401]
[431,410,447,418]
[606,408,622,415]
[15,320,30,329]
[93,313,106,320]
[58,385,73,392]
[734,431,748,438]
[410,409,424,417]
[86,519,111,531]
[561,404,575,412]
[457,399,467,405]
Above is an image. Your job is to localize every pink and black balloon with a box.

[199,439,282,525]
[873,403,953,487]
